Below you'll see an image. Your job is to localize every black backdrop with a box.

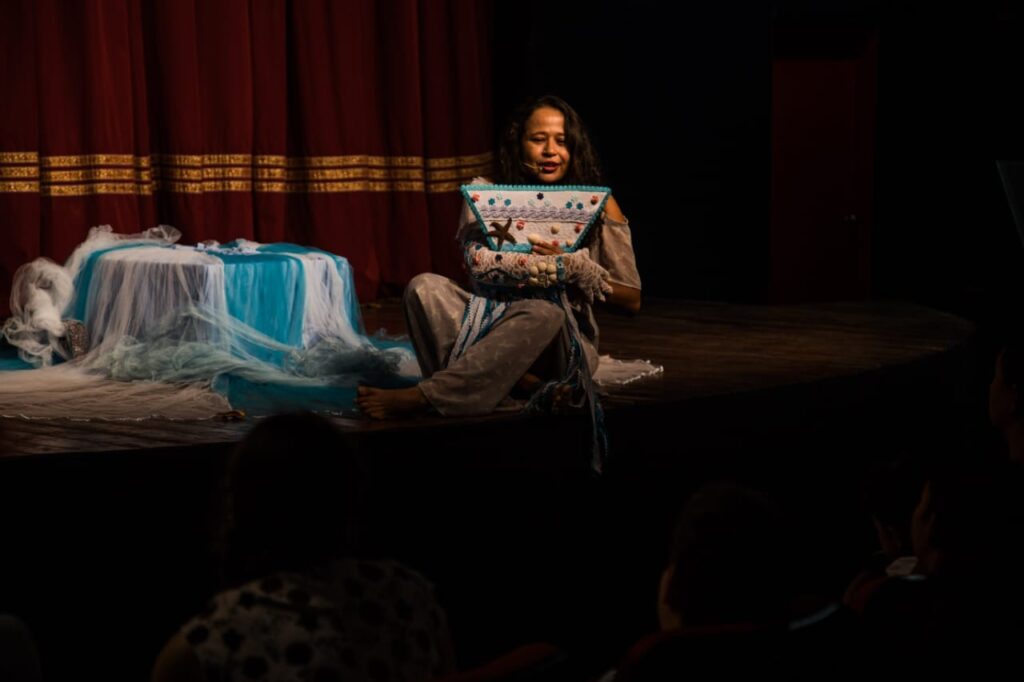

[494,0,1024,330]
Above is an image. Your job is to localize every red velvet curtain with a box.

[0,0,493,314]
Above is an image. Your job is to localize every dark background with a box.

[493,0,1024,332]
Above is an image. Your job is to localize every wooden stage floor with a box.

[0,298,982,680]
[0,297,976,460]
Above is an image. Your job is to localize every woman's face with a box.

[521,106,570,183]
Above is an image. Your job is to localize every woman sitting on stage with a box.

[356,95,641,422]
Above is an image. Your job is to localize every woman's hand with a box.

[530,239,565,257]
[561,249,612,303]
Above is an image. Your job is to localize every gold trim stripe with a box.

[292,155,424,168]
[0,181,40,193]
[42,154,151,168]
[0,166,39,179]
[155,154,442,168]
[156,179,430,194]
[2,151,494,194]
[154,180,253,193]
[263,168,424,181]
[154,154,253,167]
[0,151,40,164]
[154,175,486,194]
[426,181,467,193]
[16,179,487,195]
[425,151,494,169]
[253,155,288,167]
[42,168,153,183]
[152,166,252,181]
[303,180,425,193]
[41,183,154,197]
[9,151,492,168]
[251,181,289,193]
[154,154,494,170]
[151,167,428,182]
[424,163,493,182]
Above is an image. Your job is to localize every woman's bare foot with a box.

[356,386,430,419]
[551,383,574,412]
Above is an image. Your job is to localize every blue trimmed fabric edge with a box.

[460,184,612,253]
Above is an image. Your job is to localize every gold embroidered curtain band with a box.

[0,151,494,195]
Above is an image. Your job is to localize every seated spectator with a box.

[844,457,924,612]
[599,482,800,681]
[152,412,455,682]
[857,459,1024,669]
[657,481,794,631]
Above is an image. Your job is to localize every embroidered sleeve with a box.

[463,233,612,302]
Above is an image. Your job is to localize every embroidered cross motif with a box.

[487,218,516,250]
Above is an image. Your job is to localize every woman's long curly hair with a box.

[496,95,604,185]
